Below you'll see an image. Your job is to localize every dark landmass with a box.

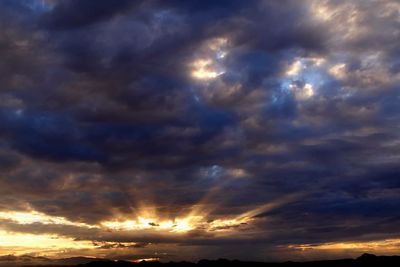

[2,254,400,267]
[0,255,108,267]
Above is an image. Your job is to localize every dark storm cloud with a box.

[41,0,140,30]
[0,0,400,261]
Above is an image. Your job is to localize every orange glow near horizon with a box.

[0,210,93,228]
[0,230,95,257]
[1,199,400,259]
[100,214,249,233]
[0,198,290,256]
[288,238,400,253]
[131,257,160,263]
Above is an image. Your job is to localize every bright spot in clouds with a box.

[190,38,228,80]
[0,210,92,228]
[310,1,335,21]
[101,214,250,233]
[285,60,303,76]
[100,216,203,233]
[290,83,315,100]
[329,63,347,80]
[191,59,222,80]
[2,0,400,262]
[282,57,325,100]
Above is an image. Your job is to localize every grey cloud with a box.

[0,0,399,261]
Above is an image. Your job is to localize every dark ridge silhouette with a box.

[0,255,108,267]
[75,254,400,267]
[3,254,400,267]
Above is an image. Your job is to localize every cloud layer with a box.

[0,0,399,262]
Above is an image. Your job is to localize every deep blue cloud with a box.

[0,0,399,262]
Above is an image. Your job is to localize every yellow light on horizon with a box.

[0,210,93,228]
[0,196,301,258]
[172,216,204,233]
[288,238,400,252]
[0,230,94,255]
[101,215,204,233]
[131,257,160,263]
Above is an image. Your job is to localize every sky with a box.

[0,0,400,263]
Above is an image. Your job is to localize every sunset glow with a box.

[288,239,400,253]
[0,0,399,263]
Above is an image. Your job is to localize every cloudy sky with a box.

[0,0,400,262]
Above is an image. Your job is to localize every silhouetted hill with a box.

[76,254,400,267]
[0,255,108,267]
[3,254,400,267]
